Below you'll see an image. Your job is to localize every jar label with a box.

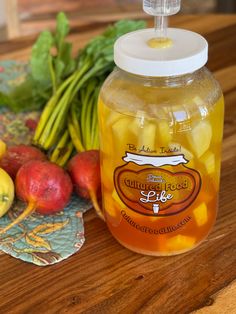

[114,152,201,217]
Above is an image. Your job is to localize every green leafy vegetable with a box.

[0,12,75,112]
[0,79,51,112]
[55,11,70,46]
[30,31,54,87]
[0,11,146,166]
[33,19,146,166]
[54,12,75,88]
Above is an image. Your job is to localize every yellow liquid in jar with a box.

[98,81,224,256]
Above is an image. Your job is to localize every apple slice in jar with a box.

[200,151,215,175]
[106,111,124,127]
[187,120,212,158]
[193,202,208,226]
[128,111,157,151]
[112,116,136,155]
[156,120,172,147]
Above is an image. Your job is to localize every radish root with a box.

[89,190,104,221]
[0,202,36,234]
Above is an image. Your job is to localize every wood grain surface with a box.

[0,13,236,314]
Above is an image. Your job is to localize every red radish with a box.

[0,160,73,234]
[0,144,47,179]
[68,150,104,220]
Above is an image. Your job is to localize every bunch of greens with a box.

[0,12,146,166]
[33,17,146,165]
[0,12,76,112]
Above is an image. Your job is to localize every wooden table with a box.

[0,14,236,314]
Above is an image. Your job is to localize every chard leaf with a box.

[30,31,54,87]
[0,92,18,111]
[54,59,65,86]
[55,12,70,51]
[54,13,75,86]
[0,77,50,112]
[54,42,75,85]
[61,42,76,76]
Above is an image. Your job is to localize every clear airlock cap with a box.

[114,28,208,77]
[143,0,181,16]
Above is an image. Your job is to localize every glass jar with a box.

[98,28,224,256]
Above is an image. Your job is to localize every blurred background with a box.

[0,0,236,41]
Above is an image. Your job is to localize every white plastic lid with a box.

[114,28,208,77]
